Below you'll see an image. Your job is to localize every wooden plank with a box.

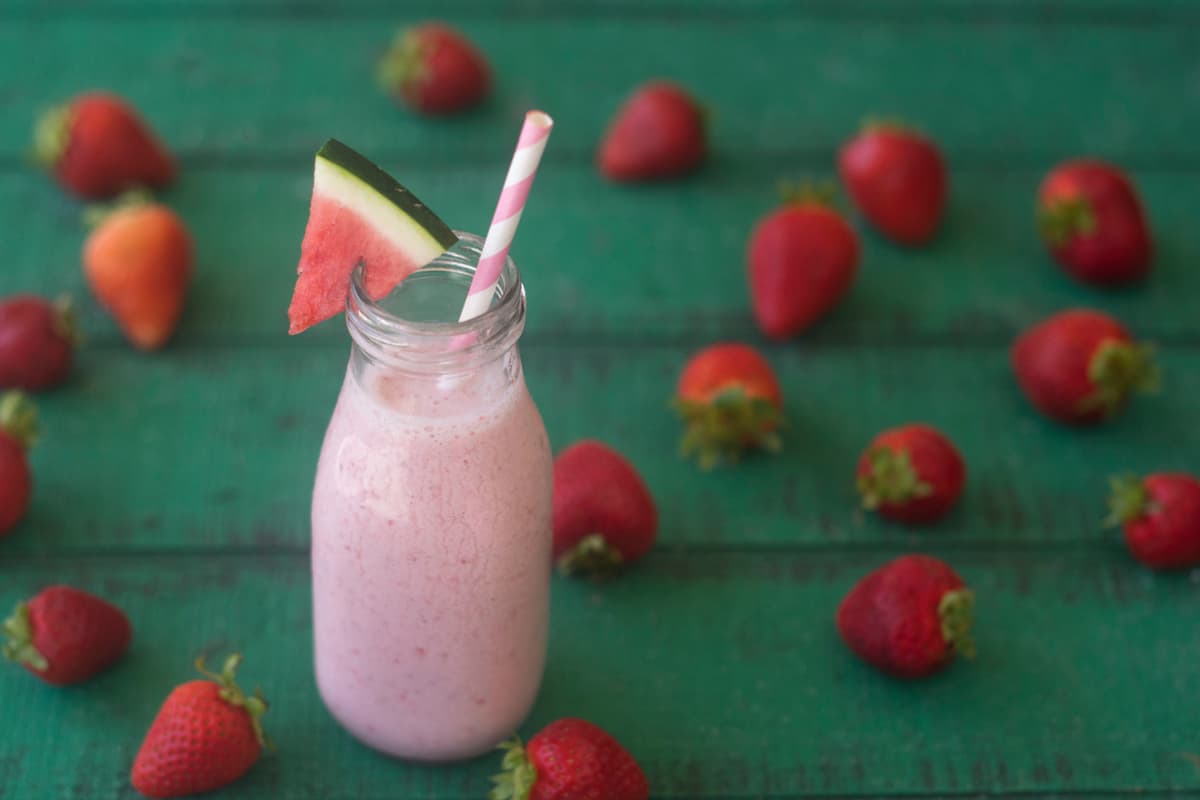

[4,344,1196,555]
[7,0,1200,17]
[4,165,1199,347]
[1,550,1198,798]
[0,18,1197,162]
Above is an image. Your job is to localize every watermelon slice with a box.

[288,139,458,334]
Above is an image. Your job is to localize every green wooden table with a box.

[3,2,1199,797]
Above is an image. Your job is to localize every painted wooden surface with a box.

[1,1,1198,798]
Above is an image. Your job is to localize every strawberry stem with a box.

[857,447,933,510]
[82,189,155,229]
[1079,340,1160,417]
[377,28,426,94]
[861,116,912,134]
[32,103,72,169]
[777,180,837,208]
[0,392,39,450]
[1038,196,1096,248]
[938,588,976,659]
[675,387,783,470]
[489,737,537,800]
[557,533,625,578]
[195,654,270,748]
[52,296,82,347]
[2,602,49,673]
[1106,473,1152,528]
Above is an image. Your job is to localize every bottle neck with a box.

[345,232,526,380]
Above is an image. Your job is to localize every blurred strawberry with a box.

[0,295,77,391]
[34,92,175,199]
[1038,159,1152,286]
[378,23,491,115]
[598,81,706,181]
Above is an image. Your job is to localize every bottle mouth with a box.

[346,232,525,370]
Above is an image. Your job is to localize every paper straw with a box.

[458,110,554,322]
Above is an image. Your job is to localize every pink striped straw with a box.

[459,110,554,322]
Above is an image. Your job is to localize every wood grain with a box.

[3,344,1195,555]
[3,165,1198,347]
[0,18,1198,163]
[1,551,1197,798]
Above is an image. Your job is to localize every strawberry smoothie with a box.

[311,245,552,761]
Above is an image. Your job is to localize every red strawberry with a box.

[34,92,175,199]
[598,81,706,182]
[3,585,131,685]
[83,200,193,351]
[490,717,649,800]
[0,295,77,391]
[378,23,491,115]
[674,343,783,468]
[1108,473,1200,570]
[0,392,37,537]
[838,123,947,246]
[132,654,268,799]
[552,440,658,576]
[857,424,966,524]
[1038,159,1152,286]
[836,554,975,679]
[747,190,859,339]
[1011,308,1157,425]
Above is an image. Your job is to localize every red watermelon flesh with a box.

[288,139,457,334]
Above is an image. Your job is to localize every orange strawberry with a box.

[131,654,268,798]
[83,200,192,350]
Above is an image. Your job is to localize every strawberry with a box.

[490,717,649,800]
[836,554,975,679]
[3,585,132,685]
[132,654,268,799]
[1011,308,1157,425]
[598,81,706,182]
[838,123,947,246]
[1037,159,1152,286]
[0,295,77,391]
[553,440,658,576]
[746,189,859,339]
[378,23,491,115]
[83,200,193,351]
[674,343,783,469]
[857,424,966,524]
[34,92,175,199]
[0,392,37,537]
[1108,472,1200,570]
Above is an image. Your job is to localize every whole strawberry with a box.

[598,81,706,182]
[1038,159,1152,286]
[0,295,77,391]
[490,717,649,800]
[839,123,947,246]
[34,92,175,199]
[84,199,193,351]
[1011,308,1157,425]
[1108,473,1200,570]
[747,189,859,339]
[132,654,268,799]
[378,23,491,115]
[0,392,37,536]
[857,424,965,524]
[837,554,974,679]
[553,440,657,576]
[3,586,131,685]
[674,343,783,469]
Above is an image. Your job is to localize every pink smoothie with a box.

[311,353,552,761]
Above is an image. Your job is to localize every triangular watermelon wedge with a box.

[288,139,458,334]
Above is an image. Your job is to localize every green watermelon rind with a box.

[315,138,458,254]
